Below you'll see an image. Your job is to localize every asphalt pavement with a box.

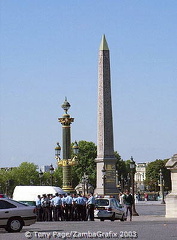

[1,201,177,240]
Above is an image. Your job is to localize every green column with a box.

[58,112,74,192]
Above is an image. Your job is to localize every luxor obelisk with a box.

[95,35,117,195]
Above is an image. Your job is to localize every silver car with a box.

[0,198,36,232]
[94,197,126,221]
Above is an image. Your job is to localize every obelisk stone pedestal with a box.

[165,154,177,218]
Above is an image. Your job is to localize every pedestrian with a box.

[119,192,124,206]
[61,194,66,220]
[76,194,85,221]
[35,195,42,221]
[51,193,62,221]
[41,194,51,221]
[47,194,53,221]
[72,193,78,221]
[123,189,134,221]
[144,193,148,201]
[87,193,95,221]
[65,193,73,221]
[82,194,88,221]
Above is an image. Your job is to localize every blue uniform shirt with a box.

[87,196,95,205]
[36,198,41,206]
[51,196,62,206]
[76,196,85,205]
[65,195,73,204]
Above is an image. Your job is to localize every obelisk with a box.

[95,35,117,196]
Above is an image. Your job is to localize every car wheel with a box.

[110,213,115,221]
[100,218,104,221]
[6,217,23,232]
[120,213,125,221]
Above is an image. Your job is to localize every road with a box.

[1,202,177,240]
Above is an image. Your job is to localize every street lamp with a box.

[116,170,119,187]
[73,140,79,155]
[121,174,124,192]
[159,169,165,204]
[82,173,89,195]
[5,180,9,196]
[102,165,106,196]
[49,164,54,186]
[55,98,79,192]
[39,169,43,186]
[55,142,61,160]
[127,173,131,191]
[130,156,139,216]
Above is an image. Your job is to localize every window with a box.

[95,199,109,206]
[0,200,16,209]
[111,199,118,208]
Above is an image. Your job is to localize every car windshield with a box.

[95,199,109,206]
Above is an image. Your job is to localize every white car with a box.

[0,198,36,232]
[94,196,126,221]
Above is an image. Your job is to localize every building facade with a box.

[135,163,147,191]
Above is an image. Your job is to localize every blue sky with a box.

[1,1,177,168]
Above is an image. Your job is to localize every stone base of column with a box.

[166,193,177,218]
[62,186,75,194]
[94,187,104,196]
[95,158,118,197]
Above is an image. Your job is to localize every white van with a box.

[13,186,66,206]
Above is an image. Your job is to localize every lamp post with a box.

[5,180,9,196]
[49,164,54,186]
[121,174,124,192]
[130,156,139,216]
[55,98,79,192]
[127,173,131,191]
[81,173,89,195]
[116,170,119,187]
[159,169,165,204]
[39,169,43,186]
[102,165,106,196]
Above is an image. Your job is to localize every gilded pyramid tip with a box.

[99,35,109,50]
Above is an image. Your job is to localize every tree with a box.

[53,167,63,187]
[13,162,39,186]
[0,168,15,197]
[145,159,171,191]
[115,152,129,178]
[72,141,97,187]
[0,162,39,197]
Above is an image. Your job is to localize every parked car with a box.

[94,196,126,221]
[0,194,7,198]
[0,198,36,232]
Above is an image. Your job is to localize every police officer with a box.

[41,194,50,221]
[87,193,95,221]
[61,194,66,220]
[51,193,62,221]
[76,194,85,221]
[36,195,42,221]
[72,193,78,221]
[65,193,73,221]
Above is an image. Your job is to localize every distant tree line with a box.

[0,140,171,197]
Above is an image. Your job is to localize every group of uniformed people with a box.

[35,192,95,222]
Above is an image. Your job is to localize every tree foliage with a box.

[0,162,39,197]
[71,140,97,188]
[145,159,171,191]
[115,152,128,179]
[14,162,39,185]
